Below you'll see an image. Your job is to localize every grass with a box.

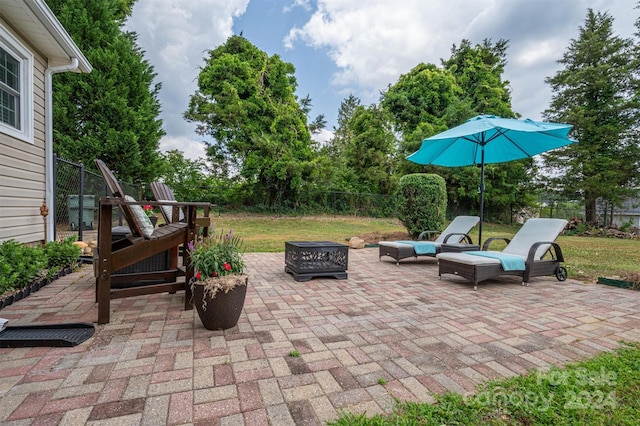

[211,213,640,283]
[211,213,406,252]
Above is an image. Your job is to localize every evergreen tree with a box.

[326,94,361,161]
[47,0,164,183]
[543,9,639,224]
[342,104,397,195]
[184,35,317,209]
[442,39,514,119]
[313,95,357,194]
[381,63,460,161]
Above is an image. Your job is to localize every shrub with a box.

[44,236,81,272]
[0,240,47,289]
[396,174,447,239]
[0,238,81,297]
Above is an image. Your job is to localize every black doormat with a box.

[0,323,95,348]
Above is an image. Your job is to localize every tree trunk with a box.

[585,196,597,224]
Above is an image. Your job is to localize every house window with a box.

[0,47,20,129]
[0,26,33,143]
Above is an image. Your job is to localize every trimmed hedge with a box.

[396,174,447,239]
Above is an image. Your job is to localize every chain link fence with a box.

[54,156,141,242]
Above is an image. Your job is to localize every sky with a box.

[125,0,638,160]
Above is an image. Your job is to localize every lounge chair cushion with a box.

[125,195,154,238]
[502,218,568,259]
[432,216,481,244]
[437,252,503,265]
[158,199,184,223]
[379,242,413,249]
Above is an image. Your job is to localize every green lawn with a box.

[211,213,640,283]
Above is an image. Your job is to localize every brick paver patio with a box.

[1,248,640,424]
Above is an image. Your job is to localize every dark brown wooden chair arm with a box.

[98,197,210,209]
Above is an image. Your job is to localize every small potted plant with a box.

[189,229,248,330]
[143,205,158,227]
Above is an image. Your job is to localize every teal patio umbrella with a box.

[407,115,575,244]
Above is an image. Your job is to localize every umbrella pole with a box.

[479,150,485,247]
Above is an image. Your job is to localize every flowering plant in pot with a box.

[189,229,248,330]
[142,205,158,227]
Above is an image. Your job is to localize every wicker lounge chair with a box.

[436,218,568,290]
[378,216,480,265]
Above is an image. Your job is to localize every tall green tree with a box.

[184,35,317,209]
[317,95,361,193]
[543,9,639,224]
[381,63,461,162]
[324,94,361,161]
[342,104,397,195]
[157,150,216,203]
[442,39,514,119]
[47,0,164,183]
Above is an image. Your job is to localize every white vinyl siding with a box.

[0,23,46,244]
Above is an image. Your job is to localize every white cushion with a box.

[502,218,567,259]
[125,195,154,238]
[378,241,414,248]
[434,215,480,244]
[159,199,184,222]
[436,252,504,265]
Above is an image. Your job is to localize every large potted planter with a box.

[189,230,248,330]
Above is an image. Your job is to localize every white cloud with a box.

[159,136,207,161]
[125,0,637,149]
[513,40,563,69]
[125,0,249,153]
[284,0,483,101]
[285,0,637,118]
[283,0,312,13]
[312,128,334,146]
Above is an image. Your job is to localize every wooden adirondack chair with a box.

[150,181,211,237]
[94,160,210,324]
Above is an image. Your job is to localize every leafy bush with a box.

[0,238,81,297]
[395,174,447,239]
[0,240,47,289]
[44,236,81,272]
[619,219,634,233]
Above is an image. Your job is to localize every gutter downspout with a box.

[45,58,79,242]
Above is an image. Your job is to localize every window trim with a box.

[0,25,33,143]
